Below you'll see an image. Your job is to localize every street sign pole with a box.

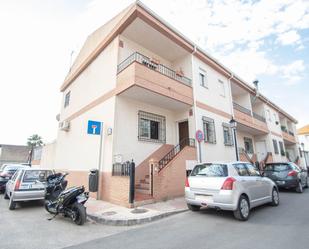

[195,130,204,163]
[97,122,104,200]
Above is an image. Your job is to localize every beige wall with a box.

[40,141,57,169]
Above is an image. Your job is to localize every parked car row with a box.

[0,163,89,225]
[185,161,308,221]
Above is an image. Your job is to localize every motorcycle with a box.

[44,172,89,225]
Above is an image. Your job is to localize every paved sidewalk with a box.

[86,197,188,226]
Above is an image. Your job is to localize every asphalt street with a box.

[0,197,133,249]
[66,190,309,249]
[1,189,309,249]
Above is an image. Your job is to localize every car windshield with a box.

[191,164,228,177]
[265,164,290,172]
[23,170,50,182]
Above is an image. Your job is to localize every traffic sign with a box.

[87,120,102,135]
[195,130,204,143]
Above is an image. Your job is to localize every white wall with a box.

[40,142,57,168]
[118,35,172,68]
[60,38,119,121]
[192,57,233,115]
[195,107,235,162]
[113,96,192,165]
[54,97,116,172]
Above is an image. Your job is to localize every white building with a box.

[42,2,303,207]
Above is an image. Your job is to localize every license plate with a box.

[276,181,285,185]
[195,195,212,202]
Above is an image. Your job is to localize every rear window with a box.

[265,164,290,171]
[23,170,51,182]
[191,164,228,177]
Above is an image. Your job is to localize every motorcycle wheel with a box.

[44,200,53,214]
[71,203,86,225]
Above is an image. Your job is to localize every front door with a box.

[178,121,189,149]
[256,141,267,161]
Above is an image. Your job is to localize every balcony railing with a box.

[233,102,266,123]
[253,112,266,123]
[117,52,192,86]
[233,102,252,116]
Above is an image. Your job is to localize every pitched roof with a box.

[60,1,298,124]
[63,2,136,84]
[298,124,309,135]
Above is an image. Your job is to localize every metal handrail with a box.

[158,138,195,172]
[253,112,266,123]
[233,102,252,116]
[117,52,192,86]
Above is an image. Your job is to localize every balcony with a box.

[282,130,296,144]
[116,52,193,109]
[117,52,191,86]
[233,102,269,134]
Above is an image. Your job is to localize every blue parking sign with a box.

[87,120,102,135]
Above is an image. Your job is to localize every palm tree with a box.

[27,134,43,147]
[27,134,43,165]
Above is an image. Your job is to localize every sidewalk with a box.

[86,197,188,226]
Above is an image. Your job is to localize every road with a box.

[1,189,309,249]
[67,190,309,249]
[0,198,132,249]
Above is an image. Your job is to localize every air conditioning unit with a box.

[59,120,70,131]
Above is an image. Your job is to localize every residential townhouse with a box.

[45,2,303,207]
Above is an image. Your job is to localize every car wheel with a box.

[270,188,279,206]
[234,195,250,221]
[296,181,303,193]
[187,204,200,212]
[9,196,16,210]
[4,190,9,200]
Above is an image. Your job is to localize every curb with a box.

[87,209,188,226]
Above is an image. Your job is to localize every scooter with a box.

[44,173,89,225]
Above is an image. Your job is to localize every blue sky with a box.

[0,0,308,144]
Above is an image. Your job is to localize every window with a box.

[299,147,303,158]
[273,139,279,154]
[138,111,165,143]
[64,91,70,108]
[191,164,228,177]
[199,69,207,88]
[279,141,285,156]
[266,110,271,122]
[218,79,225,97]
[244,137,254,154]
[223,123,233,146]
[203,117,216,144]
[234,164,249,176]
[246,163,260,176]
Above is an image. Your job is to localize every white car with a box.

[185,161,279,221]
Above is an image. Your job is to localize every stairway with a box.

[135,174,150,195]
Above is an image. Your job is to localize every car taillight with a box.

[221,177,236,190]
[14,180,21,190]
[185,178,190,187]
[288,170,297,177]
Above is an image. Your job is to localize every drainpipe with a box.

[228,74,240,161]
[191,46,200,161]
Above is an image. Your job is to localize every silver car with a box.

[4,168,54,210]
[185,161,279,221]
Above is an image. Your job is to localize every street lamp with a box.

[301,143,308,167]
[230,118,239,161]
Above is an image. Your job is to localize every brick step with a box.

[135,182,149,188]
[136,187,150,195]
[134,193,155,207]
[140,179,150,184]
